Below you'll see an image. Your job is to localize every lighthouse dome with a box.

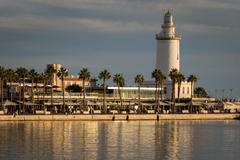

[165,10,172,17]
[164,10,173,24]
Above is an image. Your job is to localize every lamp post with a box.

[222,89,225,100]
[215,89,218,99]
[229,88,233,101]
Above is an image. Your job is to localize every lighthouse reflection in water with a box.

[0,121,239,160]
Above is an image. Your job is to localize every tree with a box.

[40,73,49,112]
[194,87,208,98]
[29,69,38,104]
[98,69,111,113]
[16,67,29,113]
[5,68,16,101]
[78,68,91,110]
[0,66,5,110]
[45,65,56,109]
[152,69,165,111]
[134,74,144,113]
[176,72,185,102]
[169,68,178,113]
[34,72,41,103]
[160,75,166,101]
[57,67,68,113]
[187,74,197,98]
[113,74,125,110]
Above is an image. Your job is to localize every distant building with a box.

[47,64,90,91]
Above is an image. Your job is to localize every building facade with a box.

[48,64,89,91]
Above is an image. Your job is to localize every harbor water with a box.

[0,120,239,160]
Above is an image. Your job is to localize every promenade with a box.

[0,114,239,121]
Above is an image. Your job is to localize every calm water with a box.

[0,120,239,160]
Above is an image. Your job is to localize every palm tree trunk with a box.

[191,82,193,99]
[160,82,164,113]
[178,83,181,103]
[172,81,175,113]
[43,81,46,113]
[155,82,158,111]
[36,82,39,103]
[62,77,65,113]
[138,85,141,113]
[157,83,160,110]
[18,82,21,104]
[190,82,193,113]
[119,86,122,109]
[103,80,106,113]
[23,76,25,113]
[83,80,86,109]
[160,82,163,101]
[10,81,13,101]
[31,79,34,104]
[1,79,3,109]
[7,82,10,100]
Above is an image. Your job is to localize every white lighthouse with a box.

[156,11,181,79]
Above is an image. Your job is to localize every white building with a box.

[142,11,192,99]
[156,10,181,79]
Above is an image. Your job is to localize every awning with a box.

[44,102,80,106]
[174,103,189,107]
[3,100,18,106]
[15,100,39,106]
[165,101,189,106]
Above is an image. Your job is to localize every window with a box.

[187,87,189,94]
[183,87,185,94]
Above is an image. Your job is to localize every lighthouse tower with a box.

[156,11,181,79]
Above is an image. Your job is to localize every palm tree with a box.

[0,66,5,109]
[34,72,41,103]
[176,72,185,102]
[159,74,166,101]
[16,67,28,113]
[187,74,197,113]
[134,74,144,113]
[152,69,162,111]
[169,68,178,113]
[29,69,38,104]
[113,73,125,110]
[45,65,56,110]
[78,68,91,110]
[187,74,197,98]
[5,69,16,101]
[40,73,49,112]
[98,69,111,113]
[57,67,68,113]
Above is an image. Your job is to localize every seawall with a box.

[0,114,239,121]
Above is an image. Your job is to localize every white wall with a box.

[156,39,180,79]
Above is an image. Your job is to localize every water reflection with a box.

[0,120,239,160]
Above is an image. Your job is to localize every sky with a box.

[0,0,240,99]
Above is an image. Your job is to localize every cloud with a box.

[0,14,159,32]
[26,0,240,12]
[0,0,239,33]
[180,23,230,34]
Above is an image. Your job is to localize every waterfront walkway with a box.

[0,113,239,121]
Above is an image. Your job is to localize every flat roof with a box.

[108,86,161,91]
